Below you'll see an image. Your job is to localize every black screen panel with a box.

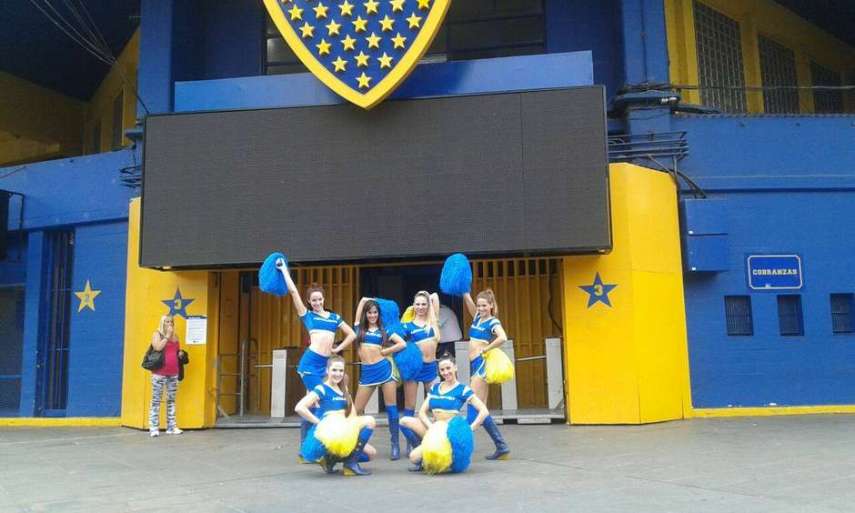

[141,87,610,268]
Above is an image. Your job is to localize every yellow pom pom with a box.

[315,415,361,458]
[421,420,453,474]
[484,348,515,384]
[401,306,415,323]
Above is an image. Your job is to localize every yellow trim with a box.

[0,417,122,427]
[263,0,451,109]
[692,405,855,418]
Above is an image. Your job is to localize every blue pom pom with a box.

[440,253,472,296]
[393,342,423,381]
[447,416,474,473]
[259,252,288,296]
[374,298,402,333]
[300,425,327,462]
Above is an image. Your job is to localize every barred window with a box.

[724,295,753,336]
[693,1,746,113]
[811,62,844,113]
[830,293,854,335]
[264,0,545,75]
[758,36,799,113]
[777,295,803,336]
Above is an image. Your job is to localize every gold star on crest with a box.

[406,13,422,29]
[378,52,393,69]
[379,14,395,31]
[366,32,381,48]
[299,22,315,38]
[355,51,370,67]
[332,56,348,72]
[288,4,303,20]
[316,39,332,55]
[357,72,372,89]
[326,20,342,36]
[417,0,430,9]
[75,280,101,313]
[391,32,407,48]
[341,34,357,51]
[313,2,329,18]
[339,0,354,16]
[352,16,368,32]
[363,0,380,14]
[390,0,405,12]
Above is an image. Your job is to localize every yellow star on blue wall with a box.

[162,288,195,319]
[74,280,101,312]
[579,273,618,308]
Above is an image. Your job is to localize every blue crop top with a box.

[427,382,473,413]
[312,383,347,416]
[301,310,343,334]
[401,321,437,345]
[468,314,501,342]
[356,325,384,346]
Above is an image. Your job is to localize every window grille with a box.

[724,295,753,336]
[693,1,746,113]
[811,62,844,113]
[777,295,803,337]
[758,36,799,113]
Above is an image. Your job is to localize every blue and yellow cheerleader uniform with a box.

[400,321,439,383]
[468,314,502,379]
[415,382,476,474]
[296,310,343,390]
[356,327,397,386]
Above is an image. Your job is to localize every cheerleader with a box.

[400,353,488,473]
[463,289,511,460]
[399,291,441,454]
[295,355,376,476]
[276,259,357,450]
[352,297,407,460]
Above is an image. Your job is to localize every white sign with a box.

[185,316,207,345]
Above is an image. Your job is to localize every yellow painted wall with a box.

[121,198,220,429]
[665,0,855,113]
[85,29,140,153]
[562,164,691,424]
[0,73,84,165]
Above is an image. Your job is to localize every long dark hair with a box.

[356,300,387,351]
[326,355,353,416]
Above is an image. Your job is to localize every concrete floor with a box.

[2,415,855,513]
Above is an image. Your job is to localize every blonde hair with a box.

[157,315,175,338]
[413,290,440,341]
[477,289,498,316]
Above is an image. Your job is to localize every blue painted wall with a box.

[65,222,128,417]
[0,151,134,416]
[672,114,855,407]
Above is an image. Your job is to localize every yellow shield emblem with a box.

[263,0,451,109]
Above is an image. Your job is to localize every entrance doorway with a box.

[214,257,566,426]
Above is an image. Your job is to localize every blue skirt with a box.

[470,355,486,379]
[414,360,439,383]
[359,359,396,386]
[297,349,328,390]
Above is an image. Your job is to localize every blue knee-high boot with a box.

[387,405,401,461]
[401,426,423,472]
[400,408,415,456]
[482,416,510,460]
[344,427,374,476]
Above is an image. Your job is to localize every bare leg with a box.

[353,385,376,415]
[403,380,418,410]
[380,381,397,406]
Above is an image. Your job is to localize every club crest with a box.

[264,0,451,109]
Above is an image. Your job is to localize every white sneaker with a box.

[166,427,183,435]
[149,430,160,438]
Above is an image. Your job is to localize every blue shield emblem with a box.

[264,0,452,109]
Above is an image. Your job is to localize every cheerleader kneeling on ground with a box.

[295,355,377,476]
[399,353,489,474]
